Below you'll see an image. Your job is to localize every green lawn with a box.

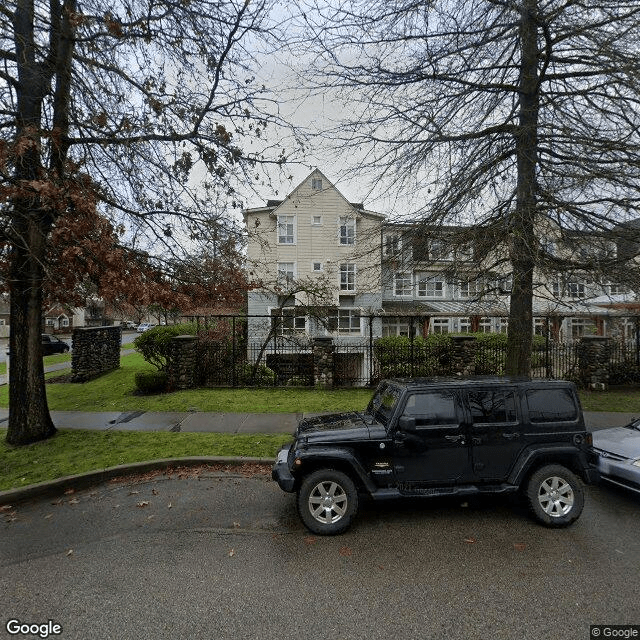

[0,428,290,491]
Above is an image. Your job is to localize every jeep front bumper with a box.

[272,446,296,493]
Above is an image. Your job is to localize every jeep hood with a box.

[295,412,377,441]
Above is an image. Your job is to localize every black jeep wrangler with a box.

[272,378,599,535]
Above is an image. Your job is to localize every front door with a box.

[393,389,471,489]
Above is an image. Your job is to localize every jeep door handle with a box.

[445,435,465,444]
[502,432,520,440]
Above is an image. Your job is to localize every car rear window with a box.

[526,388,578,423]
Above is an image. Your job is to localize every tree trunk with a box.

[6,210,56,445]
[506,0,539,376]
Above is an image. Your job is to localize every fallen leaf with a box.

[44,514,53,520]
[128,491,139,495]
[0,505,13,512]
[64,489,75,495]
[68,498,80,505]
[339,547,352,557]
[137,501,149,508]
[464,537,477,544]
[147,515,155,520]
[51,499,63,506]
[233,522,241,528]
[514,543,527,551]
[167,503,172,509]
[66,549,73,556]
[152,489,159,496]
[228,549,235,557]
[303,536,316,545]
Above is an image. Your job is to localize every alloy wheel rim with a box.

[538,476,574,517]
[308,481,348,524]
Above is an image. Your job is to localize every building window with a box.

[277,215,295,244]
[567,281,586,299]
[607,283,627,296]
[61,317,70,327]
[339,216,356,245]
[458,317,471,333]
[46,319,54,327]
[498,317,508,333]
[430,239,453,261]
[534,318,547,336]
[394,272,412,296]
[459,280,478,299]
[417,275,445,298]
[329,309,361,335]
[278,262,295,286]
[340,263,356,291]
[384,234,401,256]
[431,318,450,334]
[382,318,410,337]
[479,317,492,333]
[311,177,323,190]
[312,215,322,225]
[571,318,595,339]
[271,308,306,335]
[312,262,323,272]
[456,244,474,261]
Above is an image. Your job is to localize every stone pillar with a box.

[578,336,610,389]
[450,335,477,377]
[167,335,199,390]
[71,325,122,382]
[313,337,334,388]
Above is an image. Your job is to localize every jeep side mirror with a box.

[398,416,417,432]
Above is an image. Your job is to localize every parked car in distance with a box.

[42,334,70,355]
[136,323,156,333]
[122,320,137,329]
[591,419,640,494]
[273,377,599,535]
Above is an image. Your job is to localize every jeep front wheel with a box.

[297,469,358,535]
[526,464,584,527]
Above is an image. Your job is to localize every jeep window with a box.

[469,390,517,424]
[402,391,458,427]
[368,383,401,428]
[526,388,578,423]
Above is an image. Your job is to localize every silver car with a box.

[592,419,640,494]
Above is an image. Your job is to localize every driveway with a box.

[1,467,639,640]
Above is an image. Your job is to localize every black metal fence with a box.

[180,314,640,388]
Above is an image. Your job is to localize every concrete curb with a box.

[0,456,276,507]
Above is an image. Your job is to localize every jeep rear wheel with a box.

[297,469,358,535]
[526,464,584,527]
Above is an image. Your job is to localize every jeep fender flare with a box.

[295,447,378,494]
[508,445,591,488]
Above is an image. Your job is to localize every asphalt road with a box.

[1,468,639,640]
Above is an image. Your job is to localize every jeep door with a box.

[393,389,471,486]
[467,387,521,481]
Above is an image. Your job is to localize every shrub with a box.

[133,323,197,371]
[286,375,313,386]
[235,362,277,386]
[134,370,168,394]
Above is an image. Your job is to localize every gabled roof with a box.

[243,168,385,220]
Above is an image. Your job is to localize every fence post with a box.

[578,335,610,389]
[450,335,477,376]
[232,316,237,388]
[313,337,334,388]
[167,335,198,390]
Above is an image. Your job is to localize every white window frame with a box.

[458,280,478,299]
[384,234,401,256]
[458,317,471,333]
[271,307,307,336]
[417,275,445,298]
[340,263,356,291]
[430,239,453,261]
[394,272,413,297]
[277,215,296,245]
[479,317,493,333]
[430,318,450,334]
[567,281,586,299]
[382,318,411,337]
[312,215,322,226]
[312,261,323,272]
[277,262,296,286]
[311,177,323,190]
[330,308,362,335]
[339,216,356,245]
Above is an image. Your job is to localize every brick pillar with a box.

[578,336,610,389]
[450,335,477,377]
[167,335,198,390]
[313,337,334,388]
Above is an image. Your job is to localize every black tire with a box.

[297,469,358,535]
[526,464,584,527]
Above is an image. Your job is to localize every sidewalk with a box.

[0,407,635,434]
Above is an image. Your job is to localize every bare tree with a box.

[0,0,295,445]
[299,0,640,374]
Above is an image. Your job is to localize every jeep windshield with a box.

[367,382,401,430]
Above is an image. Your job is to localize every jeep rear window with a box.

[526,389,578,423]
